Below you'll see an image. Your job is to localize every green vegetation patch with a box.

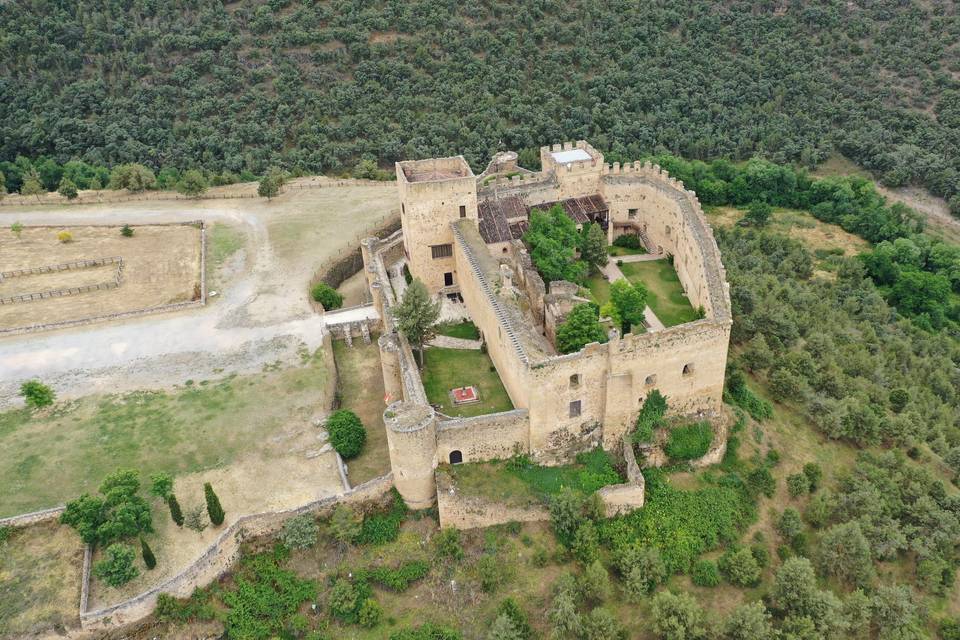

[0,351,331,517]
[664,421,714,461]
[583,272,612,306]
[434,321,480,341]
[449,449,623,508]
[421,347,513,418]
[599,469,754,574]
[619,260,699,327]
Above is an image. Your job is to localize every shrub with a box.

[327,409,366,459]
[389,623,462,640]
[204,483,225,526]
[746,467,776,498]
[613,234,641,249]
[434,527,464,560]
[817,521,874,586]
[57,230,73,243]
[121,224,134,237]
[572,521,600,564]
[786,473,810,497]
[665,421,713,460]
[477,554,506,593]
[60,469,153,545]
[496,598,533,640]
[691,559,720,587]
[328,504,362,547]
[149,472,173,499]
[20,380,55,408]
[650,590,706,640]
[141,537,156,570]
[311,282,344,310]
[359,561,430,591]
[579,559,611,604]
[329,578,359,621]
[184,505,207,532]
[580,607,626,640]
[57,176,78,199]
[718,547,761,587]
[358,598,383,628]
[281,514,319,550]
[802,463,823,492]
[167,494,184,527]
[94,543,139,587]
[355,490,406,545]
[776,508,804,542]
[0,526,12,544]
[549,488,586,547]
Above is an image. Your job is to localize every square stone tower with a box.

[396,156,478,294]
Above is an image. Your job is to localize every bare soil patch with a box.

[0,224,201,330]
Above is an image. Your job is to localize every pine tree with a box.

[167,494,184,527]
[580,222,608,271]
[204,483,225,526]
[140,536,156,570]
[392,278,441,367]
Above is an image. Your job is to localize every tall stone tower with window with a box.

[396,156,478,294]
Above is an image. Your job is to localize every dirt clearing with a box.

[0,224,201,330]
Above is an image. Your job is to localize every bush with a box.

[579,559,611,603]
[802,463,823,492]
[664,421,713,460]
[650,590,706,640]
[167,494,184,527]
[20,380,55,408]
[355,490,407,545]
[311,282,344,310]
[359,561,430,592]
[94,543,139,587]
[718,547,761,587]
[496,598,533,640]
[572,521,600,564]
[204,483,225,526]
[618,545,666,601]
[327,409,366,459]
[691,559,720,587]
[434,527,464,560]
[57,230,73,243]
[281,514,319,549]
[141,536,156,569]
[613,234,641,249]
[358,598,383,628]
[476,554,506,593]
[121,224,134,237]
[746,467,776,498]
[776,508,804,542]
[786,473,810,497]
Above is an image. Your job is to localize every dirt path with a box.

[0,184,397,408]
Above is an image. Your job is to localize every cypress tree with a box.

[204,483,225,526]
[168,494,184,527]
[140,537,156,570]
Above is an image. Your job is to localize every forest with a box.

[1,0,960,213]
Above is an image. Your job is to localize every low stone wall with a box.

[436,409,530,465]
[596,433,645,517]
[436,468,548,530]
[0,505,66,528]
[79,473,394,632]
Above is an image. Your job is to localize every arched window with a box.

[682,363,694,376]
[570,374,581,388]
[449,450,463,464]
[645,374,657,386]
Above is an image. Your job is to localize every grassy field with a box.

[421,347,513,418]
[583,270,612,306]
[445,449,624,508]
[0,347,334,517]
[332,338,390,485]
[619,259,699,326]
[607,244,646,257]
[0,521,84,638]
[435,321,480,341]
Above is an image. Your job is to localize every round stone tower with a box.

[383,400,438,509]
[378,334,403,404]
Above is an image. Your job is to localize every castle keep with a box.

[361,141,732,511]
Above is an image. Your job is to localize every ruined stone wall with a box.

[436,409,530,464]
[602,321,730,445]
[396,157,477,293]
[436,469,548,530]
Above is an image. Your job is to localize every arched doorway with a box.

[449,450,463,464]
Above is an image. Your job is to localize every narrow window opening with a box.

[569,400,582,418]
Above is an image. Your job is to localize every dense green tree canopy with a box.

[3,0,959,205]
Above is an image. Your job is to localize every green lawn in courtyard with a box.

[421,347,513,418]
[607,244,646,257]
[619,259,700,327]
[583,270,612,306]
[435,320,480,341]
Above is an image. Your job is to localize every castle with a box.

[360,141,731,511]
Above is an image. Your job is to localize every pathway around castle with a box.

[0,183,397,408]
[601,260,666,332]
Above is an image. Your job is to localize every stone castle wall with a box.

[436,409,530,465]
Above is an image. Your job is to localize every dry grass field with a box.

[0,521,84,639]
[0,224,201,330]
